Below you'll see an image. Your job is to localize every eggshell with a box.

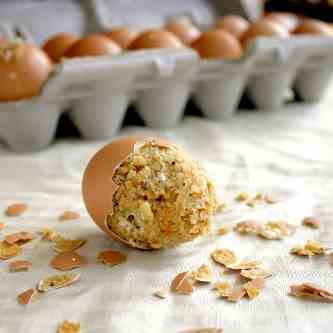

[0,42,53,101]
[215,15,250,39]
[265,12,300,32]
[129,30,184,50]
[103,27,136,49]
[242,18,289,48]
[82,136,169,243]
[191,29,243,59]
[42,33,78,62]
[64,34,122,58]
[165,20,201,45]
[294,19,333,36]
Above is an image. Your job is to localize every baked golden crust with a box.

[106,141,216,249]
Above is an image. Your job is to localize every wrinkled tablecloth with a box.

[1,92,333,333]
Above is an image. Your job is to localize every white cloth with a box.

[1,93,333,333]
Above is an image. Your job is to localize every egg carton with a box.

[1,0,333,152]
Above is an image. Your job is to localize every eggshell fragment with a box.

[4,203,28,217]
[215,15,250,39]
[165,20,201,44]
[9,260,32,272]
[51,252,88,271]
[37,273,80,292]
[0,241,22,260]
[129,30,184,50]
[265,12,300,32]
[42,33,78,62]
[17,288,37,305]
[4,231,35,245]
[170,271,193,294]
[58,211,80,222]
[96,250,127,266]
[64,34,122,58]
[191,29,243,59]
[103,27,136,49]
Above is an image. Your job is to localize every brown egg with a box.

[294,19,333,36]
[129,30,184,50]
[0,41,53,101]
[64,34,122,58]
[103,27,136,49]
[265,12,300,32]
[42,33,79,62]
[215,15,250,40]
[165,20,201,45]
[191,29,243,60]
[242,18,289,48]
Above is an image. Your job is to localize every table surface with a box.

[1,93,333,333]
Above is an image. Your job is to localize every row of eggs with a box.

[0,13,332,102]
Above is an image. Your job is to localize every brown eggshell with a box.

[165,20,201,45]
[82,136,169,244]
[242,18,289,48]
[64,34,122,58]
[129,30,184,50]
[215,15,250,40]
[294,19,333,36]
[51,251,88,271]
[42,33,79,62]
[103,27,136,49]
[0,42,53,101]
[191,29,243,60]
[265,12,300,32]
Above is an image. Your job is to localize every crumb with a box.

[58,211,80,222]
[217,225,230,236]
[153,288,168,299]
[235,192,250,202]
[302,217,320,229]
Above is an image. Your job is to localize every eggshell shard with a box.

[0,42,53,101]
[4,202,28,217]
[242,19,289,49]
[294,19,333,36]
[96,250,127,266]
[165,20,201,45]
[42,33,79,62]
[191,29,243,59]
[215,15,250,39]
[129,30,184,50]
[17,288,37,305]
[37,273,80,292]
[64,34,122,58]
[51,252,88,271]
[103,27,137,49]
[9,260,32,272]
[170,271,194,294]
[4,231,35,245]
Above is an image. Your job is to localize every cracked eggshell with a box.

[82,136,169,245]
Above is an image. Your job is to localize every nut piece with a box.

[51,252,88,271]
[217,225,230,236]
[153,288,168,299]
[170,271,193,295]
[5,203,28,217]
[0,241,22,260]
[58,320,81,333]
[58,211,80,222]
[211,248,237,266]
[37,273,80,292]
[302,217,320,229]
[97,250,127,266]
[4,231,35,245]
[235,192,250,202]
[240,267,272,280]
[53,237,87,253]
[226,260,262,271]
[290,240,327,257]
[213,281,232,297]
[234,220,261,235]
[17,288,37,305]
[289,283,333,302]
[9,260,32,272]
[191,264,213,283]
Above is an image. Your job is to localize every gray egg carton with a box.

[0,0,333,152]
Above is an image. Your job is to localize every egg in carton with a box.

[1,0,333,152]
